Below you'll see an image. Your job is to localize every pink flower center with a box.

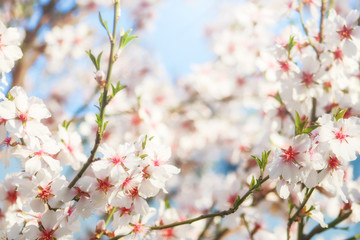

[155,96,165,104]
[74,187,90,199]
[120,207,131,216]
[301,72,314,87]
[228,43,236,53]
[334,128,348,143]
[6,190,18,204]
[58,38,64,46]
[40,230,54,240]
[237,77,246,86]
[153,158,160,167]
[333,48,344,61]
[133,223,143,234]
[338,25,353,40]
[122,177,131,188]
[129,187,139,198]
[37,185,54,202]
[162,228,175,238]
[227,194,237,205]
[1,137,12,148]
[131,114,142,126]
[0,118,6,124]
[278,60,290,72]
[328,156,341,170]
[35,150,44,156]
[67,206,75,217]
[280,146,299,163]
[111,156,125,165]
[18,113,29,122]
[277,105,288,120]
[96,177,113,193]
[66,145,73,154]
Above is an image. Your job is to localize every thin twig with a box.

[303,210,352,240]
[310,97,317,124]
[150,176,269,231]
[96,207,118,239]
[68,1,120,189]
[241,214,254,240]
[287,188,315,240]
[297,0,320,57]
[109,176,270,240]
[197,216,215,240]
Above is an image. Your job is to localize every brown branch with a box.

[319,0,327,43]
[303,210,352,240]
[11,1,79,88]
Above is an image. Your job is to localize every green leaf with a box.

[251,155,262,169]
[303,124,319,134]
[142,135,148,150]
[61,120,71,130]
[107,95,112,104]
[111,82,127,97]
[98,93,104,106]
[99,12,109,32]
[86,50,98,70]
[261,150,271,170]
[233,195,241,207]
[334,108,347,121]
[250,176,256,188]
[272,92,283,104]
[7,92,14,101]
[96,51,103,70]
[288,201,295,215]
[103,121,109,132]
[295,111,309,135]
[286,35,297,53]
[120,29,138,50]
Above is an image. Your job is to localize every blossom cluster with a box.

[0,87,179,238]
[1,0,360,239]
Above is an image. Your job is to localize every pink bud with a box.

[95,220,105,234]
[95,70,106,87]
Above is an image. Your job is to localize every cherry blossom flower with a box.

[268,134,311,184]
[0,87,51,146]
[326,9,360,57]
[0,20,23,73]
[317,114,360,162]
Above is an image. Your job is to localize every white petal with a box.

[25,156,41,174]
[0,100,17,119]
[276,180,290,199]
[342,40,357,57]
[28,101,51,120]
[30,199,46,213]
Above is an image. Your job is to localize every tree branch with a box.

[303,210,352,240]
[109,176,270,240]
[319,0,327,43]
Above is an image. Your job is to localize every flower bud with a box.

[95,220,105,234]
[95,70,106,87]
